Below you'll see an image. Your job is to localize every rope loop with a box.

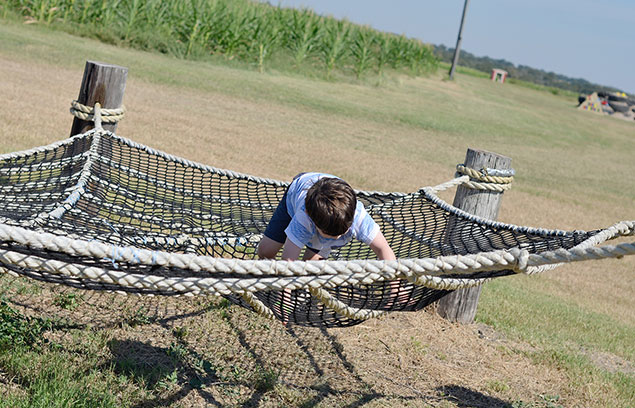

[508,248,530,273]
[70,100,125,125]
[456,163,514,192]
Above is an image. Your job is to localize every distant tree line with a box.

[434,45,625,96]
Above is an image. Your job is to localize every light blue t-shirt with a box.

[285,172,379,258]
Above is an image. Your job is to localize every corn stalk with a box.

[374,34,394,76]
[351,27,374,79]
[284,9,321,66]
[249,10,280,73]
[320,20,349,78]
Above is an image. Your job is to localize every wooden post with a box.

[437,148,512,324]
[70,61,128,136]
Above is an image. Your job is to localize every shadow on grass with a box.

[98,310,500,407]
[1,284,517,407]
[105,339,225,408]
[436,385,513,408]
[135,310,441,408]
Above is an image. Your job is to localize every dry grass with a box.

[0,277,581,407]
[0,20,633,407]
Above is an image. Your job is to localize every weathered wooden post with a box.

[437,148,512,323]
[70,61,128,136]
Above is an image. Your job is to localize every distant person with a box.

[257,172,396,262]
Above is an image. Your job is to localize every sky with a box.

[267,0,635,94]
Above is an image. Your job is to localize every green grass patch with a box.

[52,292,84,311]
[0,300,51,350]
[479,278,634,359]
[479,277,634,406]
[0,301,144,407]
[0,349,128,408]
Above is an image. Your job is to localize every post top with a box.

[466,148,511,161]
[85,61,128,71]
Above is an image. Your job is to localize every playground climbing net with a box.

[0,102,632,327]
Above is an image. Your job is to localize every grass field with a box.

[0,18,633,407]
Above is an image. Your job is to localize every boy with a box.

[257,172,395,261]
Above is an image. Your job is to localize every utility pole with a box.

[449,0,470,80]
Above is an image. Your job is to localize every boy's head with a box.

[305,177,356,237]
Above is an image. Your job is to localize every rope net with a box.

[0,129,629,327]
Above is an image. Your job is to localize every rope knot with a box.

[508,248,530,273]
[70,100,125,128]
[455,164,515,192]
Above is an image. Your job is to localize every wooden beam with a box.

[70,61,128,136]
[437,148,512,324]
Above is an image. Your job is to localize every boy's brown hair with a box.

[305,177,356,236]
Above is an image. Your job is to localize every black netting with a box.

[0,131,598,327]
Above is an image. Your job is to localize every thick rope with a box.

[455,163,514,192]
[308,287,388,320]
[427,176,469,194]
[240,293,277,320]
[0,222,632,296]
[522,220,635,275]
[456,164,515,184]
[70,100,125,124]
[427,168,513,195]
[24,130,103,228]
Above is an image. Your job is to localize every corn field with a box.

[2,0,438,77]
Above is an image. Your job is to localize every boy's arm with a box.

[281,238,302,261]
[369,231,396,260]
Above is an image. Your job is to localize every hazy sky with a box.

[268,0,635,94]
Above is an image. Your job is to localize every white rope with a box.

[522,220,635,275]
[452,163,514,192]
[0,221,632,295]
[93,102,102,130]
[455,164,515,185]
[428,174,511,194]
[25,130,103,228]
[240,293,277,320]
[427,176,469,194]
[309,287,388,320]
[461,179,512,192]
[70,100,125,124]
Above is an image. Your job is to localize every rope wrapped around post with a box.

[455,163,514,192]
[70,100,125,125]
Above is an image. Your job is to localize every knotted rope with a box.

[70,100,125,128]
[456,163,514,192]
